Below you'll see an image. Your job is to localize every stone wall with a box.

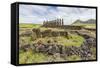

[62,25,83,30]
[20,36,96,60]
[32,28,68,38]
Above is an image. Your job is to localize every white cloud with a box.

[19,4,96,25]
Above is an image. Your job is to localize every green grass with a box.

[19,49,50,64]
[19,49,82,64]
[19,36,33,46]
[67,55,81,61]
[90,47,96,60]
[33,34,85,47]
[19,23,41,28]
[19,23,89,64]
[72,23,96,28]
[19,34,84,64]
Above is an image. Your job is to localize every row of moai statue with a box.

[43,18,64,27]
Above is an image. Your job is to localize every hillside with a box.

[72,19,96,24]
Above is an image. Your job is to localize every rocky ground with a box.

[20,35,96,62]
[19,27,96,63]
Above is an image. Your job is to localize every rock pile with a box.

[20,36,96,60]
[32,28,68,38]
[19,30,32,37]
[19,28,96,60]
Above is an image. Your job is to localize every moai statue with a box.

[59,18,61,26]
[51,20,53,27]
[43,20,45,26]
[44,21,47,27]
[57,18,59,27]
[52,20,55,27]
[57,19,60,27]
[62,19,64,26]
[46,20,48,27]
[60,19,62,26]
[55,19,57,27]
[49,20,51,27]
[52,20,54,27]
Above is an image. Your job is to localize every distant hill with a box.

[72,19,96,24]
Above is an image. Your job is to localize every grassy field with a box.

[19,23,96,29]
[19,49,49,64]
[19,48,82,64]
[19,23,85,47]
[33,35,84,47]
[19,23,41,28]
[72,23,96,28]
[19,23,96,64]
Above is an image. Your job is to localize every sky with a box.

[19,4,96,25]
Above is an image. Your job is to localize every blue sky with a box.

[19,4,96,25]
